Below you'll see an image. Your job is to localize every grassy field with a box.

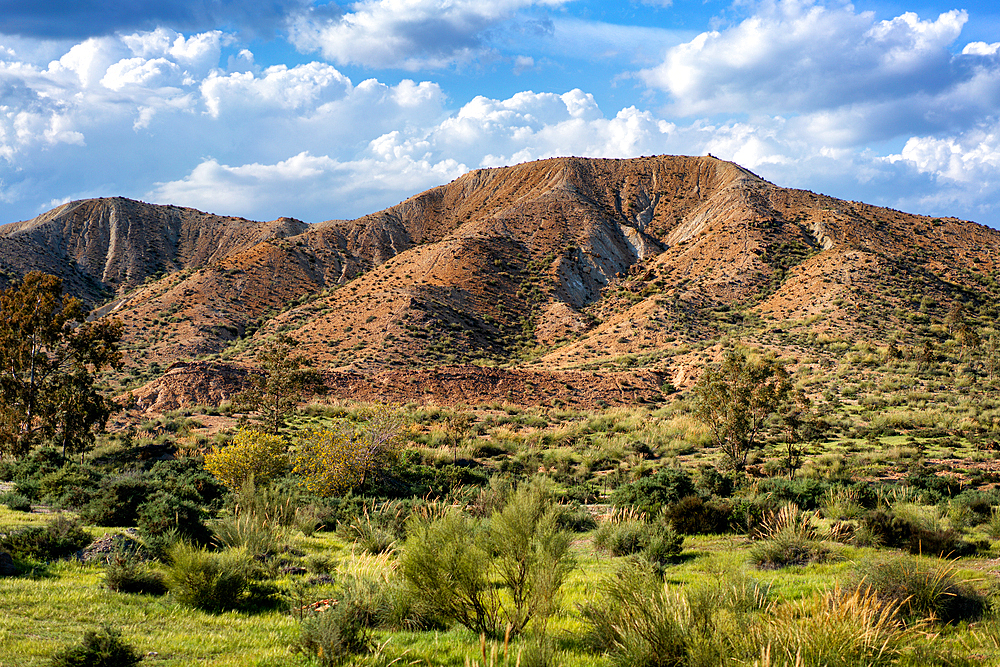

[4,337,1000,666]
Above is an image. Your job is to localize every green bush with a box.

[102,543,166,595]
[0,515,93,561]
[662,496,733,534]
[138,491,211,545]
[643,526,684,570]
[750,532,834,569]
[163,542,252,612]
[399,482,574,637]
[610,468,695,515]
[555,503,597,532]
[37,464,100,508]
[296,597,372,666]
[145,457,226,508]
[48,626,142,667]
[860,508,977,556]
[755,477,831,511]
[750,503,834,569]
[211,512,287,558]
[594,519,647,557]
[1,491,31,512]
[594,518,683,568]
[695,466,733,498]
[400,510,498,635]
[80,477,151,527]
[339,514,395,555]
[580,563,705,667]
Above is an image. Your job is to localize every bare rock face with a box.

[0,198,307,303]
[125,361,257,414]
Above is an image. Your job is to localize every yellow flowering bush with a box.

[204,428,289,489]
[293,405,405,497]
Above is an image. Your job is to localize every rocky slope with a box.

[3,155,998,410]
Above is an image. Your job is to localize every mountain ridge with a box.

[2,155,998,410]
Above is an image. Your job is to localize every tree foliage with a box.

[204,428,289,490]
[693,348,791,471]
[293,404,406,497]
[0,272,122,457]
[232,334,326,434]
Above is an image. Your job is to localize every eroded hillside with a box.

[3,155,998,410]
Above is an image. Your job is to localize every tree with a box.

[693,348,791,471]
[203,428,289,490]
[0,272,122,457]
[293,404,406,496]
[232,334,326,434]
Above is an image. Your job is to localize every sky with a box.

[1,0,999,228]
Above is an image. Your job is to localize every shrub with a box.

[1,491,31,512]
[48,626,142,667]
[399,509,498,635]
[643,526,684,570]
[859,508,977,557]
[137,491,211,545]
[79,477,151,527]
[579,563,708,667]
[340,514,395,555]
[0,515,93,561]
[211,513,286,559]
[212,479,293,557]
[163,542,252,612]
[296,596,373,666]
[555,503,597,532]
[610,468,695,515]
[662,496,733,535]
[849,556,986,624]
[594,515,683,568]
[204,428,288,490]
[103,543,166,595]
[145,457,226,509]
[399,482,574,637]
[750,504,835,569]
[37,464,100,508]
[695,466,733,498]
[750,532,834,570]
[755,477,830,511]
[293,406,406,497]
[594,518,647,557]
[820,486,865,520]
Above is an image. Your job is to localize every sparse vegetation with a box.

[4,158,1000,664]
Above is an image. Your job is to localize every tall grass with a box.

[742,587,911,667]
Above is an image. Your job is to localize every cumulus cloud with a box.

[879,123,1000,220]
[3,17,1000,229]
[642,0,971,117]
[287,0,570,70]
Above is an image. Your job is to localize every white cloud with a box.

[963,41,1000,56]
[149,151,468,220]
[3,19,1000,231]
[287,0,570,70]
[200,63,353,117]
[642,0,970,118]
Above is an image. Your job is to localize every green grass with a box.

[0,562,299,666]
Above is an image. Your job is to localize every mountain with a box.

[3,156,998,410]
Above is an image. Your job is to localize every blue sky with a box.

[2,0,999,228]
